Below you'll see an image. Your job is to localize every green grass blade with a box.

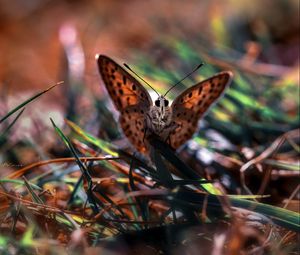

[22,177,44,204]
[0,179,42,191]
[0,82,62,124]
[0,108,25,144]
[230,198,300,232]
[263,159,300,171]
[66,120,118,157]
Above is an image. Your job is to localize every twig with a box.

[283,184,300,209]
[239,129,299,195]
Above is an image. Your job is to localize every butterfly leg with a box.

[165,135,171,145]
[143,114,152,142]
[143,127,147,142]
[163,122,179,145]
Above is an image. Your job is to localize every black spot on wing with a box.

[117,98,122,108]
[198,87,203,95]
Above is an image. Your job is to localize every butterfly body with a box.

[147,96,173,134]
[97,55,233,153]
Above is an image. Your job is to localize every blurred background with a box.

[0,0,299,168]
[0,1,299,253]
[0,0,298,88]
[0,0,299,166]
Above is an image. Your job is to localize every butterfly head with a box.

[148,95,172,133]
[154,95,169,111]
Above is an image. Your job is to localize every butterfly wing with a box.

[170,71,233,149]
[97,55,153,152]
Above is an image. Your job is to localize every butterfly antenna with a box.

[164,63,204,97]
[124,63,160,97]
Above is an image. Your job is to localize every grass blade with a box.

[0,82,62,124]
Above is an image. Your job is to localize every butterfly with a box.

[97,55,233,153]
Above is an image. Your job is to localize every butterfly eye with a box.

[155,100,160,107]
[164,100,169,107]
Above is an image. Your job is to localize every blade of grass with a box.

[66,120,118,157]
[174,191,300,232]
[0,108,25,144]
[148,135,220,195]
[52,118,128,228]
[0,82,62,124]
[230,197,300,232]
[263,159,300,171]
[0,179,42,191]
[129,156,149,226]
[148,135,201,180]
[20,225,35,247]
[67,174,84,206]
[50,118,99,214]
[22,177,44,205]
[151,147,174,188]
